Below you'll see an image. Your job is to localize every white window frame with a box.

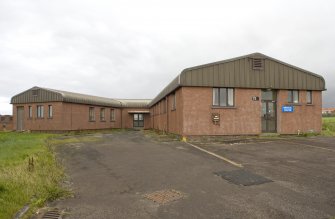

[37,105,44,118]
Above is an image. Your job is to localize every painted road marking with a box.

[279,140,335,152]
[185,142,243,168]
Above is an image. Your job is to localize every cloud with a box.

[0,0,334,114]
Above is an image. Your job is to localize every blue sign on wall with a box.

[282,106,294,112]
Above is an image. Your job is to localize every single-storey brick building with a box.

[11,53,326,135]
[11,87,150,131]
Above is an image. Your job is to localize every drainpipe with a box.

[166,96,169,132]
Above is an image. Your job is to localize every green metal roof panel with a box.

[148,53,326,107]
[11,87,122,107]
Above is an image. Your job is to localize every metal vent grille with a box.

[144,189,185,204]
[32,89,39,96]
[252,59,264,70]
[42,209,62,219]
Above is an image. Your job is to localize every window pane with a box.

[288,91,293,102]
[228,88,234,106]
[307,91,312,103]
[134,114,138,120]
[29,106,32,118]
[110,109,115,121]
[139,114,143,120]
[213,88,219,106]
[219,88,227,106]
[48,105,52,118]
[262,90,274,100]
[89,107,95,121]
[293,90,299,103]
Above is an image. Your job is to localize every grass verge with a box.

[0,132,67,219]
[322,117,335,136]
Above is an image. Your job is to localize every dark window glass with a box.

[171,93,176,110]
[110,109,115,121]
[213,88,234,107]
[306,91,312,104]
[48,105,53,118]
[28,106,32,118]
[100,108,105,121]
[89,107,95,121]
[288,90,299,103]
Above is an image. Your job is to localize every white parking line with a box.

[279,140,335,152]
[185,142,243,168]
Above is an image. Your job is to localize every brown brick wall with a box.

[0,115,13,131]
[12,102,124,131]
[182,87,261,136]
[277,90,322,134]
[150,88,183,135]
[150,87,322,136]
[120,108,151,129]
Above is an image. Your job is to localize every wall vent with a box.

[252,59,264,70]
[32,89,39,96]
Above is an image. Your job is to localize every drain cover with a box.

[144,189,185,204]
[42,209,62,219]
[214,169,272,186]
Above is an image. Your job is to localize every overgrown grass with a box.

[322,117,335,136]
[0,132,67,219]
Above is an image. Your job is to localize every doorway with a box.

[133,113,144,128]
[17,106,24,131]
[261,90,277,133]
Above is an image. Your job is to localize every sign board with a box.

[282,106,294,112]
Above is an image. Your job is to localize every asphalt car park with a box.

[50,131,335,219]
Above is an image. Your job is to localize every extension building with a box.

[11,53,326,135]
[11,87,150,131]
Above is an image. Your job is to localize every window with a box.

[110,109,115,121]
[28,106,32,118]
[37,105,44,118]
[48,105,53,118]
[89,107,95,121]
[213,88,234,107]
[288,90,299,103]
[100,108,105,121]
[171,93,176,110]
[306,91,312,104]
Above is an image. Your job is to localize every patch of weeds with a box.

[0,132,68,219]
[143,129,180,142]
[322,117,335,136]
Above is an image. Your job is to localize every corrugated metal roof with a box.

[149,52,326,107]
[117,99,151,108]
[11,87,152,108]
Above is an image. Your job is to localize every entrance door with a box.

[261,90,277,133]
[17,106,24,131]
[133,113,144,128]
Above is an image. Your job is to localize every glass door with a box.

[261,90,277,133]
[133,113,144,128]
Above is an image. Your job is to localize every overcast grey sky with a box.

[0,0,334,115]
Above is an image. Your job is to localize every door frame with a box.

[133,113,144,128]
[261,90,277,133]
[17,106,24,131]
